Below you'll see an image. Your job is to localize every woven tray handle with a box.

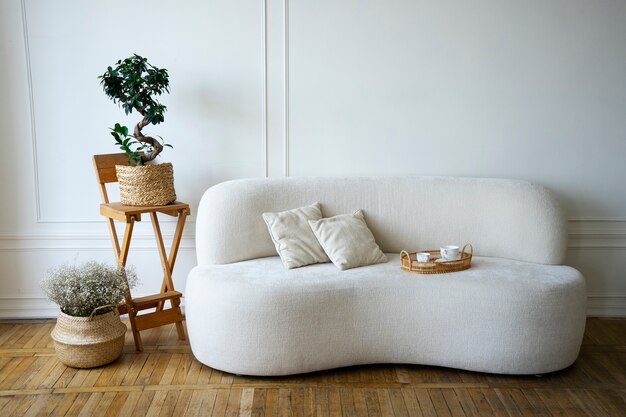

[461,243,473,256]
[400,250,412,271]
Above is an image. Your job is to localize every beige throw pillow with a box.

[308,210,387,270]
[262,203,330,269]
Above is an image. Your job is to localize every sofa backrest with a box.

[195,176,567,265]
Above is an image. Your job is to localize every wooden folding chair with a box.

[93,153,188,351]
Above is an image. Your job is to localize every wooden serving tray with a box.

[400,244,473,274]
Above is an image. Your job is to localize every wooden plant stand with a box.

[93,153,188,351]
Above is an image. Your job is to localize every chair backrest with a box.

[92,153,130,203]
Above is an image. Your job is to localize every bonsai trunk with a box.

[134,114,163,164]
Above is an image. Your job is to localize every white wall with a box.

[1,0,625,317]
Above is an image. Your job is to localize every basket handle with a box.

[89,304,118,319]
[461,243,473,256]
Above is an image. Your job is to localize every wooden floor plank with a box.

[14,324,44,348]
[10,355,48,390]
[21,392,51,417]
[50,392,80,417]
[2,324,29,347]
[213,388,232,417]
[480,388,510,417]
[452,388,479,417]
[405,388,428,417]
[364,388,382,417]
[60,392,91,416]
[376,388,395,417]
[536,388,586,417]
[328,387,342,417]
[105,391,131,417]
[156,389,180,417]
[116,390,143,417]
[239,387,255,417]
[182,390,204,417]
[24,354,59,389]
[224,387,243,417]
[251,388,267,417]
[353,388,368,417]
[265,388,280,417]
[427,389,453,417]
[158,353,183,385]
[170,389,192,416]
[131,390,156,417]
[1,356,37,388]
[441,388,467,417]
[568,389,611,417]
[171,352,194,386]
[201,389,220,417]
[183,359,203,385]
[107,354,139,387]
[6,394,38,417]
[120,353,149,386]
[586,389,626,417]
[387,388,410,417]
[92,391,117,417]
[0,324,19,346]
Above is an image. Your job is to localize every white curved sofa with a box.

[186,177,586,376]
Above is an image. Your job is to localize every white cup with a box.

[416,252,431,262]
[440,245,460,261]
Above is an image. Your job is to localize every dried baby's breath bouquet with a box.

[41,261,138,317]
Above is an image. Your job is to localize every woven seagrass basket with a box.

[115,162,176,206]
[51,310,127,368]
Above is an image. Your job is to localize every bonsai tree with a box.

[99,54,172,165]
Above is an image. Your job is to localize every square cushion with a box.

[262,203,330,269]
[308,210,387,270]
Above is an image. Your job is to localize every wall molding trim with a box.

[0,295,186,319]
[20,0,42,223]
[567,218,626,222]
[2,219,624,250]
[263,0,269,177]
[567,218,626,249]
[283,0,290,176]
[0,233,195,252]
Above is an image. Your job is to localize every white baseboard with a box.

[586,294,626,317]
[0,296,186,319]
[0,297,58,319]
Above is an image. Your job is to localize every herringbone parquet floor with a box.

[0,318,624,416]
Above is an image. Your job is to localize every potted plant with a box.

[41,261,138,368]
[99,54,176,206]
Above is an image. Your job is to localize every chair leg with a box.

[118,218,144,351]
[150,212,187,341]
[175,322,186,340]
[128,309,143,351]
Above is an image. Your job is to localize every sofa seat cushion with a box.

[185,254,586,376]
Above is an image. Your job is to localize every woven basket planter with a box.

[51,310,127,368]
[115,162,176,206]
